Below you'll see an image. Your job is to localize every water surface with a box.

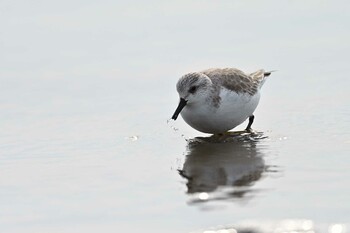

[1,1,350,232]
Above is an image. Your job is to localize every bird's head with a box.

[171,72,212,120]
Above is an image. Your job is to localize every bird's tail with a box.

[250,69,276,88]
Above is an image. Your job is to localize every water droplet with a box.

[126,135,139,141]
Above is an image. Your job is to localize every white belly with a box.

[181,89,261,134]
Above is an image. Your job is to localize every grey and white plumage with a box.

[171,68,271,134]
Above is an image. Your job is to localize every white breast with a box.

[181,88,261,134]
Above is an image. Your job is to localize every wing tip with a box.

[264,70,277,77]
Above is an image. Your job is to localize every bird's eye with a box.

[189,86,197,94]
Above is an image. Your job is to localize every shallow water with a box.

[1,1,350,232]
[179,133,272,204]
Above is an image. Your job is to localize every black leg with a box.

[245,115,254,131]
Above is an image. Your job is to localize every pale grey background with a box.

[1,1,349,232]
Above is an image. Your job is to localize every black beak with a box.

[171,98,187,120]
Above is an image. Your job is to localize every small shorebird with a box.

[171,68,271,134]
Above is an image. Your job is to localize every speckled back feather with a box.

[201,68,268,96]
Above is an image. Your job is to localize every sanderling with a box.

[171,68,272,134]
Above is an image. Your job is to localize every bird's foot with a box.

[245,127,254,133]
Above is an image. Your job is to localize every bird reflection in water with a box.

[178,131,272,203]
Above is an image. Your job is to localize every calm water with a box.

[1,1,350,232]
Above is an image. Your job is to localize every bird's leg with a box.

[245,115,255,131]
